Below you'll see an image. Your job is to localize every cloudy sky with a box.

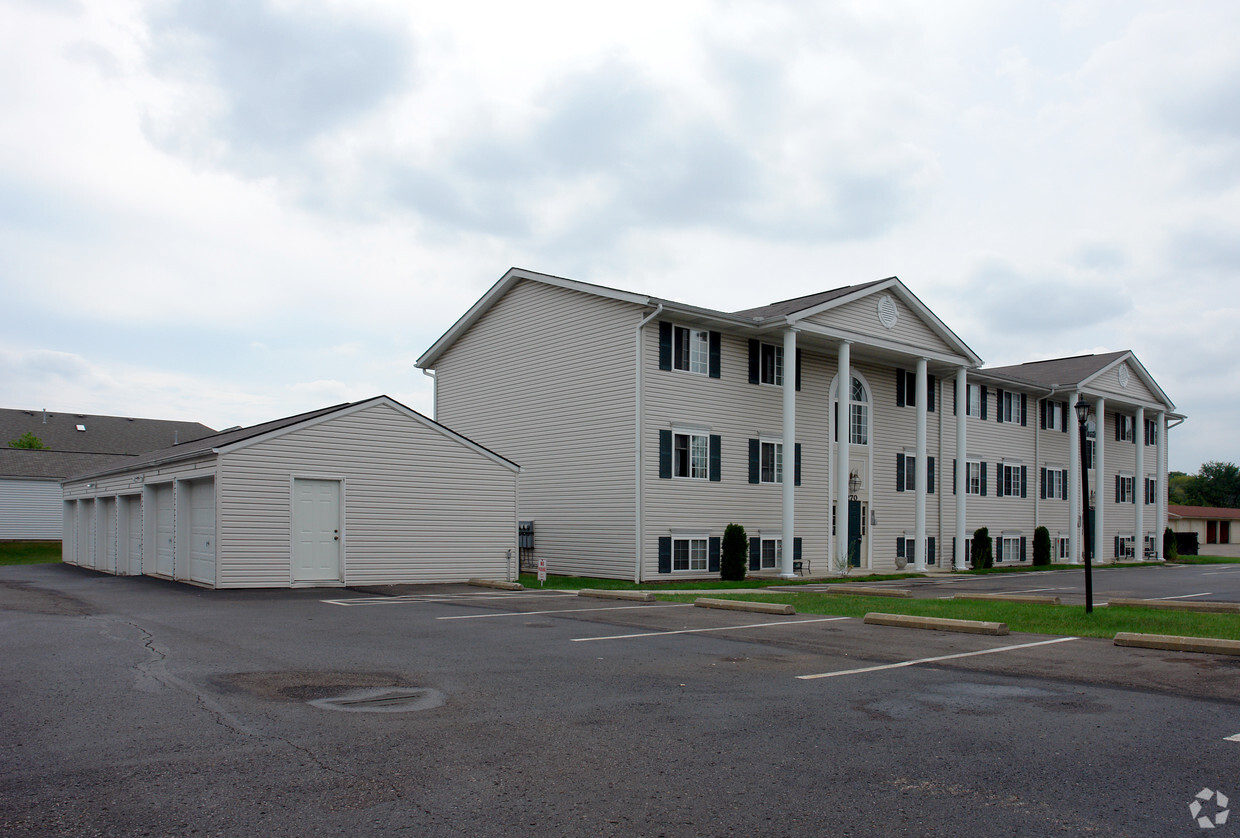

[2,0,1237,472]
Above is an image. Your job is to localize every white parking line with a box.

[321,591,577,606]
[1225,733,1240,743]
[438,603,694,620]
[1158,592,1213,600]
[571,616,850,642]
[1202,569,1240,575]
[989,587,1063,595]
[796,636,1079,680]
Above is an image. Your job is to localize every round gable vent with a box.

[877,295,898,329]
[1117,362,1130,388]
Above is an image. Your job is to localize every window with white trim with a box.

[672,537,708,571]
[759,537,782,570]
[1116,534,1135,560]
[1056,535,1070,560]
[1144,476,1157,505]
[904,453,916,492]
[966,460,982,495]
[674,432,709,480]
[1000,391,1019,423]
[1144,418,1158,446]
[1117,414,1135,443]
[968,383,982,418]
[1002,463,1023,497]
[1043,467,1067,501]
[1117,474,1134,504]
[849,376,869,445]
[760,343,783,386]
[672,326,709,375]
[1045,401,1061,430]
[1002,535,1023,562]
[760,441,783,484]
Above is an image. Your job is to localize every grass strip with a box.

[517,572,923,591]
[0,541,62,566]
[653,591,1240,641]
[1168,555,1240,565]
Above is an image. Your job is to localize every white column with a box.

[1158,410,1168,558]
[835,341,851,571]
[955,367,968,570]
[781,328,797,578]
[1135,406,1145,559]
[1094,397,1106,563]
[914,359,928,571]
[1068,390,1081,564]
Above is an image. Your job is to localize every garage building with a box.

[61,396,520,588]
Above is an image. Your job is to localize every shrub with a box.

[721,523,748,581]
[1163,527,1179,561]
[971,527,993,569]
[1175,531,1198,557]
[1032,526,1052,566]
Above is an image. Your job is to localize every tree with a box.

[7,432,47,450]
[1171,462,1240,508]
[1032,526,1051,566]
[720,523,748,581]
[971,527,993,569]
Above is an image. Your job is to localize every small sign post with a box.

[537,558,547,586]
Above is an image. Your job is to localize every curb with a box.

[827,586,912,598]
[1114,632,1240,655]
[863,612,1009,635]
[1106,598,1240,615]
[468,579,524,591]
[954,593,1061,605]
[695,597,795,615]
[578,589,656,602]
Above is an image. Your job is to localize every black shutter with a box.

[896,368,906,407]
[708,331,721,379]
[659,430,672,479]
[1115,474,1120,503]
[953,458,957,495]
[708,537,720,573]
[658,537,671,574]
[1020,537,1027,562]
[793,537,802,565]
[1114,414,1121,441]
[795,349,802,391]
[1040,400,1047,430]
[1020,393,1027,427]
[995,463,1003,497]
[748,339,760,384]
[928,537,936,565]
[928,457,936,494]
[1114,535,1120,559]
[896,453,906,492]
[1021,465,1027,499]
[981,462,988,496]
[709,435,721,482]
[749,537,760,571]
[1061,402,1069,433]
[996,389,1004,423]
[997,537,1003,562]
[981,386,989,420]
[748,439,759,484]
[1040,467,1047,500]
[928,375,936,413]
[896,537,905,559]
[658,322,672,371]
[952,378,957,415]
[794,443,802,486]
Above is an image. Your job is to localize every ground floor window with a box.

[1057,535,1071,560]
[1116,535,1135,560]
[999,534,1024,562]
[760,538,782,570]
[673,538,708,571]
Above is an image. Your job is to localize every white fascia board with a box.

[417,267,652,369]
[785,277,984,367]
[792,321,979,369]
[1078,351,1176,411]
[214,395,521,473]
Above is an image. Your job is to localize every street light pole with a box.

[1075,398,1094,613]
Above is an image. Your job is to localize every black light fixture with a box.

[1075,397,1094,613]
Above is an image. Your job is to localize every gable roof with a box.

[0,408,215,456]
[980,350,1175,410]
[64,396,519,483]
[0,450,139,480]
[1168,504,1240,521]
[418,268,982,369]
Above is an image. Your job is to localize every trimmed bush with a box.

[971,527,994,569]
[1174,531,1198,557]
[1032,526,1052,566]
[721,523,748,581]
[1163,527,1178,561]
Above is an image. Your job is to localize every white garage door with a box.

[151,484,175,578]
[98,497,117,574]
[186,478,216,586]
[120,495,142,576]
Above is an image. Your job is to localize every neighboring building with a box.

[417,267,1182,580]
[61,397,520,588]
[0,409,215,540]
[1168,505,1240,555]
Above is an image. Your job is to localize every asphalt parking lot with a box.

[3,562,1239,836]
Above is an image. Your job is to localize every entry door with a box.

[847,500,864,567]
[153,484,175,577]
[292,479,341,583]
[123,497,143,575]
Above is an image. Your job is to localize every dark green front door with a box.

[847,499,863,567]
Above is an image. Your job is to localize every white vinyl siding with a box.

[0,478,63,539]
[802,293,959,358]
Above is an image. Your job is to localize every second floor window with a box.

[760,343,783,385]
[673,326,709,375]
[674,432,709,479]
[760,441,783,484]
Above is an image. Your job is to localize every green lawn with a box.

[1168,555,1240,565]
[655,591,1240,641]
[0,541,62,566]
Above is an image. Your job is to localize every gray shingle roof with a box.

[731,279,890,320]
[0,450,138,480]
[980,351,1130,388]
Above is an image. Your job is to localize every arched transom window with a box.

[834,375,870,445]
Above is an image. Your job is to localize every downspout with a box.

[422,368,438,421]
[634,303,664,584]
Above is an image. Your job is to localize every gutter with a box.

[422,368,438,421]
[634,303,664,584]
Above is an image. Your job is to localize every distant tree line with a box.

[1169,461,1240,508]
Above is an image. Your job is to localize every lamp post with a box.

[1075,398,1094,613]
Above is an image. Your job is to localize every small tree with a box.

[1032,526,1052,566]
[971,527,993,569]
[7,432,47,450]
[720,523,748,581]
[1163,527,1179,562]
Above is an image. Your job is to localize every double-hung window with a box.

[673,326,710,375]
[1144,418,1158,446]
[760,343,783,386]
[1056,535,1071,561]
[1145,477,1157,505]
[672,537,708,571]
[1042,467,1066,501]
[674,432,709,480]
[1000,391,1019,423]
[760,441,783,484]
[967,383,982,418]
[760,538,782,570]
[897,452,935,493]
[1116,414,1135,443]
[1116,474,1135,504]
[999,462,1025,498]
[967,460,982,495]
[1001,535,1023,562]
